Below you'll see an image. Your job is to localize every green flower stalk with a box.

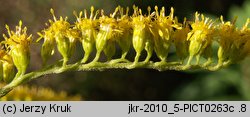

[74,6,99,63]
[3,21,31,77]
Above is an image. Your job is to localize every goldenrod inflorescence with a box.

[0,6,250,95]
[37,6,250,69]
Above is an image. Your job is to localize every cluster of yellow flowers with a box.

[38,6,250,68]
[0,6,250,84]
[0,83,81,101]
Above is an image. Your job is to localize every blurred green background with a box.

[0,0,250,100]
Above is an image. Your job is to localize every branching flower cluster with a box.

[0,6,249,97]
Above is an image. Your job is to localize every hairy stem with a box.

[0,59,218,97]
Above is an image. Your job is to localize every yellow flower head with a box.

[238,19,250,46]
[132,6,153,32]
[131,6,155,63]
[37,9,70,47]
[37,27,56,65]
[217,17,250,64]
[131,6,154,43]
[218,16,239,49]
[49,9,70,35]
[154,6,181,34]
[94,7,121,62]
[74,6,99,33]
[187,12,214,43]
[98,7,121,40]
[36,10,61,65]
[37,9,70,43]
[184,12,215,67]
[117,6,132,36]
[73,6,99,63]
[238,19,250,57]
[2,21,31,76]
[3,21,32,50]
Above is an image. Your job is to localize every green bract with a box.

[10,45,29,76]
[0,50,15,83]
[37,28,56,65]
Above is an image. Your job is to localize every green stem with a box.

[0,60,219,97]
